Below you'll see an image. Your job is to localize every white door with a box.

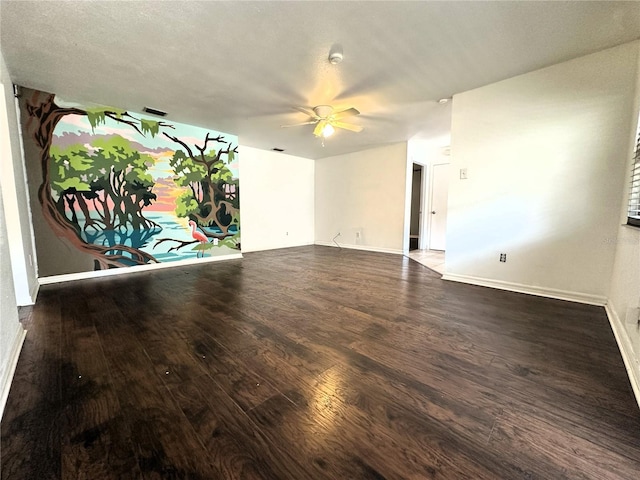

[429,163,449,251]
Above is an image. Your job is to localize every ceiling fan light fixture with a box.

[283,104,361,137]
[322,123,335,137]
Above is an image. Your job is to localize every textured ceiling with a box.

[1,1,640,159]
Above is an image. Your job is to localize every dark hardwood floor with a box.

[2,245,639,479]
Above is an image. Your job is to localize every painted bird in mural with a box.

[188,220,209,258]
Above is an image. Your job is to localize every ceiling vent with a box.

[142,106,167,117]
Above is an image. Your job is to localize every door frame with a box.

[403,157,429,254]
[403,143,451,255]
[409,163,428,251]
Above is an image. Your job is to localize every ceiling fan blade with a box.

[313,120,327,137]
[332,107,360,120]
[294,106,319,118]
[281,121,318,128]
[332,121,363,133]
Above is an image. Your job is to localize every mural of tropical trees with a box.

[155,133,240,254]
[49,136,160,245]
[25,90,239,271]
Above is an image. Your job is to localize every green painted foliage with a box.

[140,118,160,137]
[53,176,91,193]
[85,106,126,131]
[49,134,158,228]
[219,232,240,249]
[202,151,233,183]
[174,191,199,218]
[92,135,137,165]
[125,152,155,187]
[213,165,233,183]
[49,144,95,195]
[170,150,207,187]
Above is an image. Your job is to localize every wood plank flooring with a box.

[2,245,639,479]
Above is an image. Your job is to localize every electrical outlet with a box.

[499,253,506,262]
[460,168,468,180]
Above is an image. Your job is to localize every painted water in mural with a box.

[26,91,239,270]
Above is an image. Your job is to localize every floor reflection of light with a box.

[308,367,345,437]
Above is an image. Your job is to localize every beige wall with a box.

[0,180,25,419]
[0,49,29,418]
[315,143,408,253]
[0,52,38,304]
[446,41,639,303]
[239,146,315,252]
[607,42,640,406]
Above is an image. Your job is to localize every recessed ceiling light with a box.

[438,98,449,105]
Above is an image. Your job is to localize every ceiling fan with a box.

[282,105,363,137]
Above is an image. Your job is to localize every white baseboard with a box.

[0,326,26,422]
[39,253,243,285]
[242,241,315,253]
[441,273,607,306]
[605,303,640,411]
[315,241,403,255]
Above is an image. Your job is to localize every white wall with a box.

[607,42,640,409]
[0,179,26,420]
[445,41,639,304]
[0,51,38,305]
[239,146,315,252]
[315,143,408,253]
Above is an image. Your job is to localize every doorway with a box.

[405,159,449,274]
[409,164,423,251]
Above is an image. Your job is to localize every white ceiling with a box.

[1,1,639,159]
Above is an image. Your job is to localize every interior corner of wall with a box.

[605,301,640,411]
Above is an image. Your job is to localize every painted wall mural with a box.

[24,90,240,274]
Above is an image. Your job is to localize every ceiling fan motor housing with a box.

[314,105,334,118]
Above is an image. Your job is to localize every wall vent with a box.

[142,106,167,117]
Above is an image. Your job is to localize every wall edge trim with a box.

[29,282,39,305]
[315,241,403,255]
[0,327,26,421]
[17,282,39,307]
[441,273,607,306]
[605,302,640,411]
[38,253,243,285]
